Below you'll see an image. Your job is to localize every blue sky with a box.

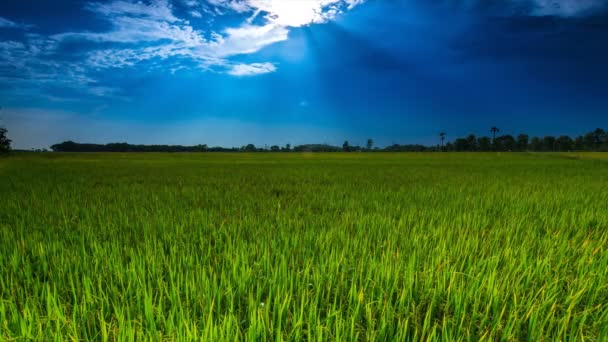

[1,0,607,149]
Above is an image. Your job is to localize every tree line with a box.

[45,140,444,152]
[1,126,607,154]
[442,127,608,152]
[0,127,11,154]
[49,141,213,153]
[49,128,608,153]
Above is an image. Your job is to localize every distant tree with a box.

[600,129,608,151]
[293,144,341,152]
[529,137,542,151]
[477,136,492,151]
[0,127,11,154]
[583,132,596,151]
[466,134,478,151]
[41,127,606,154]
[194,144,208,152]
[574,136,585,151]
[593,128,606,148]
[51,141,230,152]
[454,138,470,151]
[383,144,429,152]
[495,138,504,151]
[542,136,556,152]
[498,135,516,151]
[490,127,500,142]
[555,136,573,151]
[516,134,529,151]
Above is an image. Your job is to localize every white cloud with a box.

[88,86,122,97]
[0,16,32,29]
[227,62,276,76]
[50,0,364,74]
[344,0,365,10]
[207,0,366,27]
[247,0,339,27]
[214,24,289,56]
[85,0,179,22]
[0,39,87,83]
[208,0,251,13]
[87,45,194,68]
[57,1,292,70]
[53,15,205,45]
[0,38,124,101]
[0,0,366,100]
[0,17,18,28]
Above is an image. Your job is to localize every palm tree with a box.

[366,138,374,151]
[439,132,446,150]
[593,128,606,147]
[491,127,500,142]
[0,127,11,154]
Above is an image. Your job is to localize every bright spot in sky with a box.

[247,0,349,27]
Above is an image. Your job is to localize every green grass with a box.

[1,152,607,340]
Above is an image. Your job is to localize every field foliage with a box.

[1,153,607,340]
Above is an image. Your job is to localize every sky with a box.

[0,0,607,149]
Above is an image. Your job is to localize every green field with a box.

[1,153,607,340]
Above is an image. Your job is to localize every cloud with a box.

[528,0,606,16]
[227,62,276,76]
[207,0,366,27]
[456,0,607,17]
[214,24,289,56]
[57,21,200,45]
[208,0,251,13]
[88,86,123,97]
[0,17,18,28]
[0,37,125,101]
[0,39,90,84]
[85,0,179,22]
[6,0,365,75]
[53,0,294,71]
[0,16,32,29]
[0,0,366,101]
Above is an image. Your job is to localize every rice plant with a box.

[0,152,607,340]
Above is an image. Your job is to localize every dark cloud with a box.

[420,0,608,17]
[449,13,608,81]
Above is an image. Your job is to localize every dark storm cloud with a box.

[449,13,608,88]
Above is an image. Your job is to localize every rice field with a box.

[0,152,607,340]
